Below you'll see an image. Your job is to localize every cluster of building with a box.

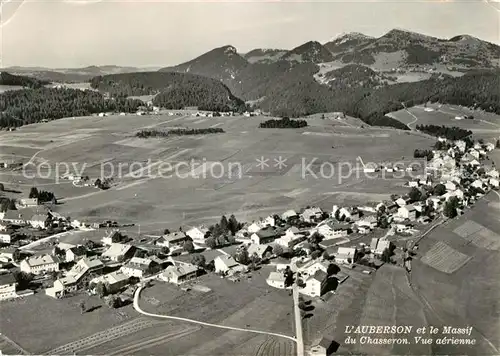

[1,136,497,304]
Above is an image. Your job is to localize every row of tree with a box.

[259,117,308,129]
[29,187,56,203]
[416,124,472,140]
[136,128,224,138]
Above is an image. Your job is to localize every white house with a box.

[214,255,246,275]
[486,169,499,178]
[20,255,60,275]
[355,215,377,229]
[0,274,18,301]
[45,276,78,299]
[120,257,155,278]
[65,246,87,262]
[301,207,323,223]
[334,247,357,265]
[266,271,286,289]
[30,214,50,229]
[300,270,328,297]
[316,220,350,240]
[156,231,190,250]
[397,205,417,221]
[395,197,407,207]
[160,263,198,284]
[471,179,484,190]
[275,227,305,248]
[374,240,391,256]
[489,178,499,188]
[298,260,330,277]
[19,198,38,208]
[445,181,457,191]
[101,243,134,262]
[281,210,298,220]
[310,337,336,356]
[0,232,14,244]
[185,227,209,245]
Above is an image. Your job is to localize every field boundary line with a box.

[0,333,29,355]
[134,286,297,344]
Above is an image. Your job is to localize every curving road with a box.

[133,286,298,343]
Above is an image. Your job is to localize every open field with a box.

[388,103,500,141]
[410,192,500,355]
[0,292,137,353]
[0,112,435,230]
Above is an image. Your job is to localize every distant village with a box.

[0,136,499,309]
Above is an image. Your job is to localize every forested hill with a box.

[90,72,246,112]
[259,70,500,128]
[0,88,142,128]
[0,72,50,89]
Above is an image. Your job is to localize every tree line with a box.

[0,88,142,128]
[416,124,472,140]
[90,72,247,112]
[29,187,56,203]
[259,117,308,129]
[136,128,224,138]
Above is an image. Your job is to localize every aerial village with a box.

[0,137,499,308]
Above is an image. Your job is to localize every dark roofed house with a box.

[311,336,339,356]
[250,226,281,245]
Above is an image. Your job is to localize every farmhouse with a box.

[0,274,17,301]
[65,246,88,262]
[301,207,323,223]
[310,337,338,356]
[0,231,15,244]
[247,244,272,259]
[266,271,286,289]
[374,240,392,256]
[102,230,126,245]
[20,254,60,275]
[275,227,305,248]
[300,270,328,297]
[19,198,39,208]
[101,243,135,262]
[29,214,51,229]
[67,257,104,281]
[91,271,129,294]
[185,227,209,245]
[397,205,417,221]
[281,209,298,220]
[333,247,357,265]
[45,276,79,299]
[250,226,280,245]
[156,231,189,250]
[214,255,246,275]
[316,220,350,240]
[120,257,159,278]
[299,260,330,277]
[355,215,377,229]
[160,263,198,284]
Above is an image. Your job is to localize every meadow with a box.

[0,112,435,231]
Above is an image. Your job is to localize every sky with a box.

[1,0,499,68]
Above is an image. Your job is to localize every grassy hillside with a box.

[90,71,246,112]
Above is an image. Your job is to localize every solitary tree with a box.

[79,300,86,315]
[191,254,206,268]
[183,240,195,253]
[444,197,459,218]
[205,236,217,249]
[433,183,446,196]
[381,248,392,263]
[0,183,4,192]
[95,282,107,298]
[409,187,422,202]
[272,244,284,256]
